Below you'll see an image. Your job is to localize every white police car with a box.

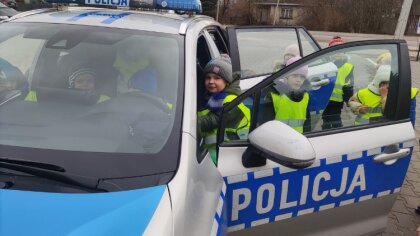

[0,0,415,235]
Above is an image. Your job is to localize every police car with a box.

[0,0,415,235]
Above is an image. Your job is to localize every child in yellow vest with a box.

[198,56,250,164]
[264,56,311,133]
[25,66,109,104]
[322,38,354,129]
[349,65,390,125]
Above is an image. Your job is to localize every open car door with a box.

[217,39,415,235]
[226,26,334,116]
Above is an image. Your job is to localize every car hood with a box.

[0,185,166,235]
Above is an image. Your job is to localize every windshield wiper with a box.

[0,158,108,192]
[0,157,65,171]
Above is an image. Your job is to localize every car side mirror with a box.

[244,120,316,169]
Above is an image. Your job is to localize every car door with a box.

[227,26,321,90]
[216,39,415,235]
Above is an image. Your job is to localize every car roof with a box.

[8,7,213,34]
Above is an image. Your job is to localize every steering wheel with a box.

[122,90,173,113]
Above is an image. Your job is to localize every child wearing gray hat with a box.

[198,56,250,164]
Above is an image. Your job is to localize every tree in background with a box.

[202,0,218,18]
[202,0,404,35]
[341,0,401,34]
[203,0,254,25]
[298,0,346,31]
[298,0,402,34]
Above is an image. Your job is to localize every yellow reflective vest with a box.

[271,92,309,133]
[411,87,419,99]
[330,62,353,102]
[198,94,250,156]
[355,88,383,125]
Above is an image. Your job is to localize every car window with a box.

[0,32,43,76]
[222,44,399,142]
[234,28,299,78]
[207,28,229,55]
[298,28,319,56]
[0,22,182,155]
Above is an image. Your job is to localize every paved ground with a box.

[310,32,420,235]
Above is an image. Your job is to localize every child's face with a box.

[205,73,227,93]
[74,74,95,90]
[379,81,389,95]
[379,81,389,88]
[286,74,305,90]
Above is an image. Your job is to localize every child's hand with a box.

[358,105,369,114]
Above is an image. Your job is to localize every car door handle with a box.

[310,79,329,88]
[373,148,411,163]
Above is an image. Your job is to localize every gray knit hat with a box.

[68,67,96,89]
[204,56,233,83]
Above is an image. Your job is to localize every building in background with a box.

[215,0,305,26]
[252,2,304,25]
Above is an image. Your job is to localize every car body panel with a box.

[143,188,173,236]
[11,8,188,34]
[218,123,414,234]
[168,133,224,236]
[0,185,166,235]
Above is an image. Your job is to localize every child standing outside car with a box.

[349,65,390,125]
[264,56,311,133]
[273,44,300,72]
[198,57,250,164]
[322,38,354,130]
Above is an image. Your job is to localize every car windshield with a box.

[0,22,183,189]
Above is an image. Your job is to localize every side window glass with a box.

[223,44,399,142]
[207,29,229,55]
[235,28,299,78]
[298,28,319,57]
[196,34,214,163]
[0,33,43,102]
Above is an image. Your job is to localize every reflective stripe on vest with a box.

[271,92,309,133]
[225,95,251,137]
[198,94,251,148]
[330,62,353,102]
[277,119,305,127]
[355,88,382,125]
[412,87,419,99]
[98,95,110,103]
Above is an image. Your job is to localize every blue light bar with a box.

[46,0,202,13]
[155,0,201,12]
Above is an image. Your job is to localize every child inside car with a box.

[198,56,250,164]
